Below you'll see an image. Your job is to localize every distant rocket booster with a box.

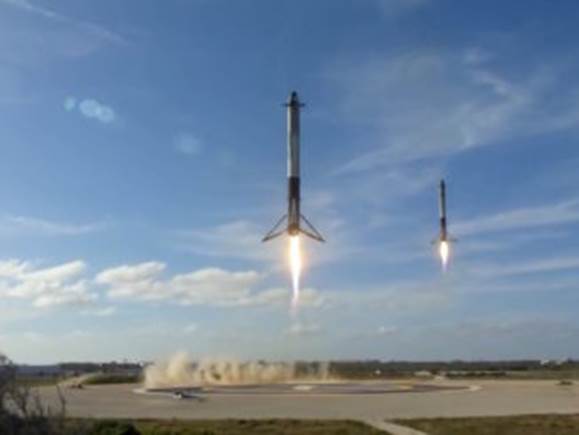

[439,179,448,242]
[435,179,456,244]
[262,92,324,242]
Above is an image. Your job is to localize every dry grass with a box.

[397,414,579,435]
[132,419,387,435]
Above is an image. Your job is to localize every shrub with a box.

[89,420,141,435]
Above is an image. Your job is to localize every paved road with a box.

[37,380,579,421]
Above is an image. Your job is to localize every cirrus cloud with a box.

[0,215,105,237]
[327,49,579,173]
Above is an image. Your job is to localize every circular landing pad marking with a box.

[143,382,469,396]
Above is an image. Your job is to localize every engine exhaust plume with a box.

[439,240,450,271]
[434,179,455,271]
[289,235,302,309]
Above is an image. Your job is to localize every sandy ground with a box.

[36,380,579,421]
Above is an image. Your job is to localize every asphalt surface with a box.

[145,381,463,395]
[37,380,579,421]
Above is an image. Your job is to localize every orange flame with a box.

[439,240,450,271]
[289,235,302,309]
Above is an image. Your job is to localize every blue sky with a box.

[1,0,579,363]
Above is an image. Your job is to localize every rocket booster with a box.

[439,179,447,241]
[263,92,324,243]
[287,91,302,235]
[434,178,456,244]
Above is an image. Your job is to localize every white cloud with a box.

[61,96,116,123]
[175,133,202,156]
[173,268,260,306]
[96,262,167,300]
[82,306,116,317]
[97,261,320,308]
[454,198,579,236]
[0,215,105,237]
[0,260,97,308]
[15,260,86,289]
[33,281,93,308]
[0,259,30,278]
[78,99,116,123]
[96,261,165,286]
[0,256,328,312]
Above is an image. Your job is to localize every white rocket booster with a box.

[263,92,324,243]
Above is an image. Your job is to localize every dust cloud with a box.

[144,352,330,388]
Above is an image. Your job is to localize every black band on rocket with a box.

[288,177,300,201]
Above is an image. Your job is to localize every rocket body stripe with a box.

[288,176,300,234]
[440,217,447,240]
[439,180,446,219]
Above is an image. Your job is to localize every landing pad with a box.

[36,380,579,420]
[144,381,466,396]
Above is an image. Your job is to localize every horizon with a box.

[12,356,576,367]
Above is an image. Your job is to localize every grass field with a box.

[79,419,388,435]
[397,414,579,435]
[15,376,61,387]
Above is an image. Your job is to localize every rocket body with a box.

[262,92,324,243]
[287,92,302,236]
[435,178,455,268]
[439,179,448,241]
